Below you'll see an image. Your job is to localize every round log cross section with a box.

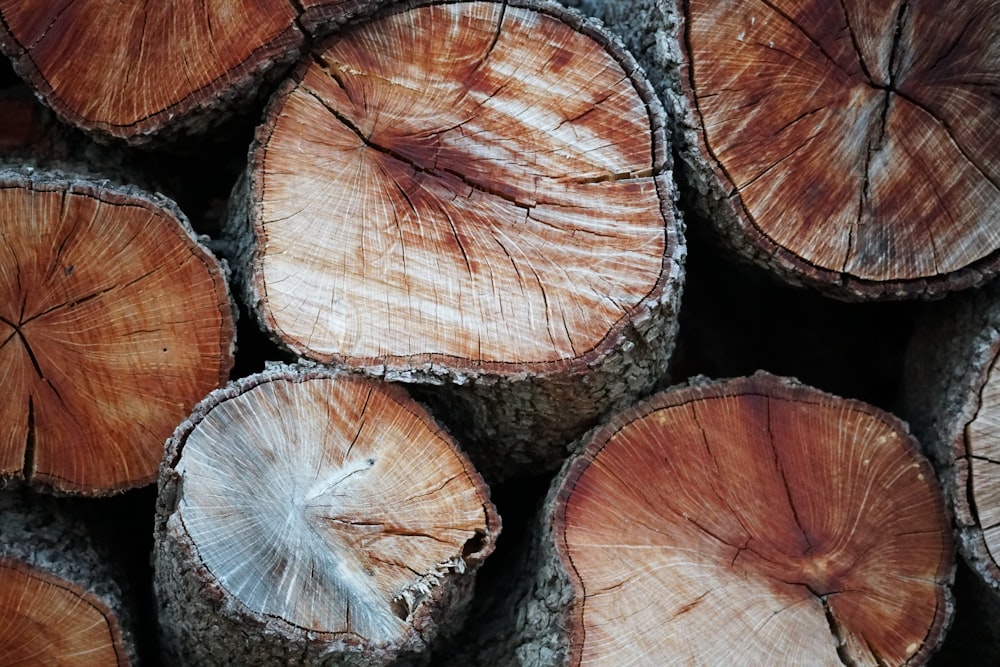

[0,0,304,142]
[238,0,675,370]
[0,169,235,495]
[552,374,953,665]
[680,0,1000,298]
[154,366,500,665]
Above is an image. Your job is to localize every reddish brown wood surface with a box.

[0,559,128,666]
[0,0,303,141]
[0,170,234,494]
[678,0,1000,297]
[554,374,952,665]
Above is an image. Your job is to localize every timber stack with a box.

[0,0,997,664]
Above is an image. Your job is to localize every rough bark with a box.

[579,0,1000,300]
[901,281,1000,596]
[224,0,685,482]
[463,372,954,666]
[0,489,138,665]
[153,363,500,666]
[0,167,235,495]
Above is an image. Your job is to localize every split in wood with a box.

[153,364,499,665]
[0,167,235,495]
[471,373,953,666]
[591,0,1000,299]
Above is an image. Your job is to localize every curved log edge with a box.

[224,0,685,480]
[0,167,236,495]
[903,282,1000,593]
[0,490,138,665]
[580,0,1000,300]
[462,372,954,666]
[153,363,500,666]
[0,1,394,144]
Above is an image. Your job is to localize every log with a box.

[582,0,1000,300]
[224,0,685,481]
[153,364,500,666]
[0,167,235,495]
[0,1,305,143]
[0,490,138,665]
[902,282,1000,596]
[465,373,953,665]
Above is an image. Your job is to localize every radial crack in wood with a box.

[590,0,1000,299]
[0,168,235,495]
[473,373,953,666]
[154,365,499,665]
[226,0,684,480]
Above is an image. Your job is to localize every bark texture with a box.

[0,490,138,665]
[902,281,1000,595]
[462,373,954,665]
[225,0,685,482]
[153,364,499,666]
[0,167,235,494]
[579,0,1000,300]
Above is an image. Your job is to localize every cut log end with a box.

[676,0,1000,298]
[154,366,499,664]
[0,559,128,666]
[0,169,235,494]
[235,0,677,374]
[553,373,953,665]
[0,1,305,142]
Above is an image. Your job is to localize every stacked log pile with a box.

[0,0,997,664]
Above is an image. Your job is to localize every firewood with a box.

[0,1,306,143]
[585,0,1000,300]
[0,167,235,495]
[224,0,685,481]
[0,490,138,665]
[903,282,1000,598]
[153,364,500,666]
[466,373,953,666]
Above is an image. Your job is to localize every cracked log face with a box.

[243,0,672,370]
[154,367,499,664]
[0,0,303,142]
[681,0,1000,298]
[554,373,953,665]
[0,170,234,494]
[0,560,127,666]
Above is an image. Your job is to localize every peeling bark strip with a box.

[0,490,138,665]
[153,365,500,666]
[483,373,952,666]
[0,168,235,495]
[226,0,684,480]
[903,282,1000,597]
[0,0,305,143]
[589,0,1000,299]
